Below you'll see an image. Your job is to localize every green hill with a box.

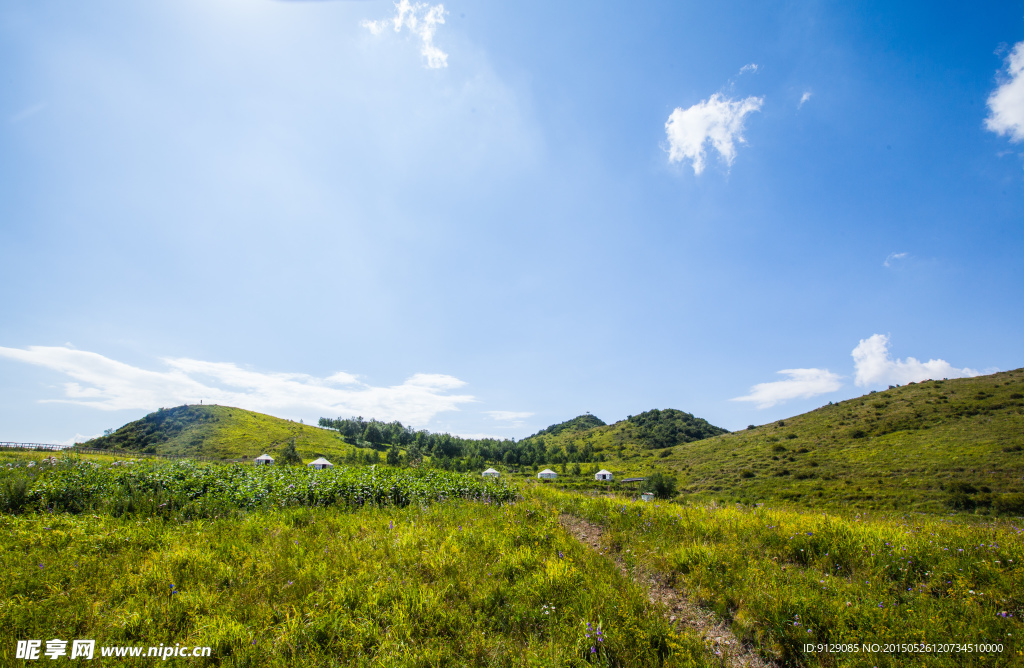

[516,408,729,465]
[527,413,607,438]
[79,404,363,463]
[642,368,1024,513]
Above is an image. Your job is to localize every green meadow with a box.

[2,369,1022,666]
[1,451,1022,667]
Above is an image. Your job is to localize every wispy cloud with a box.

[9,103,46,124]
[483,410,534,421]
[883,251,908,267]
[665,93,763,175]
[0,345,475,425]
[852,334,981,388]
[986,41,1024,142]
[57,432,104,447]
[731,368,842,409]
[798,91,812,108]
[362,0,448,69]
[739,63,759,75]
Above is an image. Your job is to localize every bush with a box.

[993,493,1024,515]
[640,471,677,499]
[278,440,303,466]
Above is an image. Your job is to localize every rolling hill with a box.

[637,369,1024,512]
[72,368,1024,513]
[79,404,363,463]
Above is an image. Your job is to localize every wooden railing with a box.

[0,442,246,463]
[0,442,74,451]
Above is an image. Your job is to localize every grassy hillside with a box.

[79,404,362,463]
[518,408,729,464]
[527,413,607,438]
[640,368,1024,512]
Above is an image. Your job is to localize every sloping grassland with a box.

[656,369,1024,512]
[80,405,356,462]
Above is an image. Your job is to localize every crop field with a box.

[1,453,1021,667]
[1,456,514,516]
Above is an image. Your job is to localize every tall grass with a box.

[0,497,713,667]
[543,488,1023,667]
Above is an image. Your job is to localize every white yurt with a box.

[308,457,333,470]
[482,468,500,478]
[537,468,558,480]
[254,453,274,466]
[595,469,613,481]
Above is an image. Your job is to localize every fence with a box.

[0,442,247,464]
[0,442,75,452]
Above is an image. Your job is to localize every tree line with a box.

[317,416,606,470]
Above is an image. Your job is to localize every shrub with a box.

[639,471,677,499]
[993,493,1024,514]
[278,440,303,466]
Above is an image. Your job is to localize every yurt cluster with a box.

[253,454,334,470]
[255,454,614,482]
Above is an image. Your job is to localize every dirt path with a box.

[558,514,773,668]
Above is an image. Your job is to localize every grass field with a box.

[0,456,712,667]
[1,451,1021,666]
[545,487,1023,667]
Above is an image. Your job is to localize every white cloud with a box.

[56,433,103,447]
[986,41,1024,142]
[731,368,842,409]
[883,251,908,267]
[665,93,763,175]
[799,91,812,108]
[484,410,534,421]
[362,1,448,69]
[739,63,759,75]
[852,334,981,388]
[0,345,475,426]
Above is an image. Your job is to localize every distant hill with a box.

[517,408,729,465]
[80,405,360,463]
[528,414,607,439]
[646,369,1024,513]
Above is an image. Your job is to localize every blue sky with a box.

[2,0,1022,443]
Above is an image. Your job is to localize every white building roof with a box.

[596,469,612,475]
[538,468,557,474]
[255,453,274,460]
[483,468,499,474]
[308,457,332,466]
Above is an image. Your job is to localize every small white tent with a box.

[254,453,274,466]
[308,457,333,470]
[482,468,500,478]
[537,468,558,480]
[595,469,613,481]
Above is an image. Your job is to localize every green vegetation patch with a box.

[544,488,1023,667]
[3,457,515,517]
[0,498,713,667]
